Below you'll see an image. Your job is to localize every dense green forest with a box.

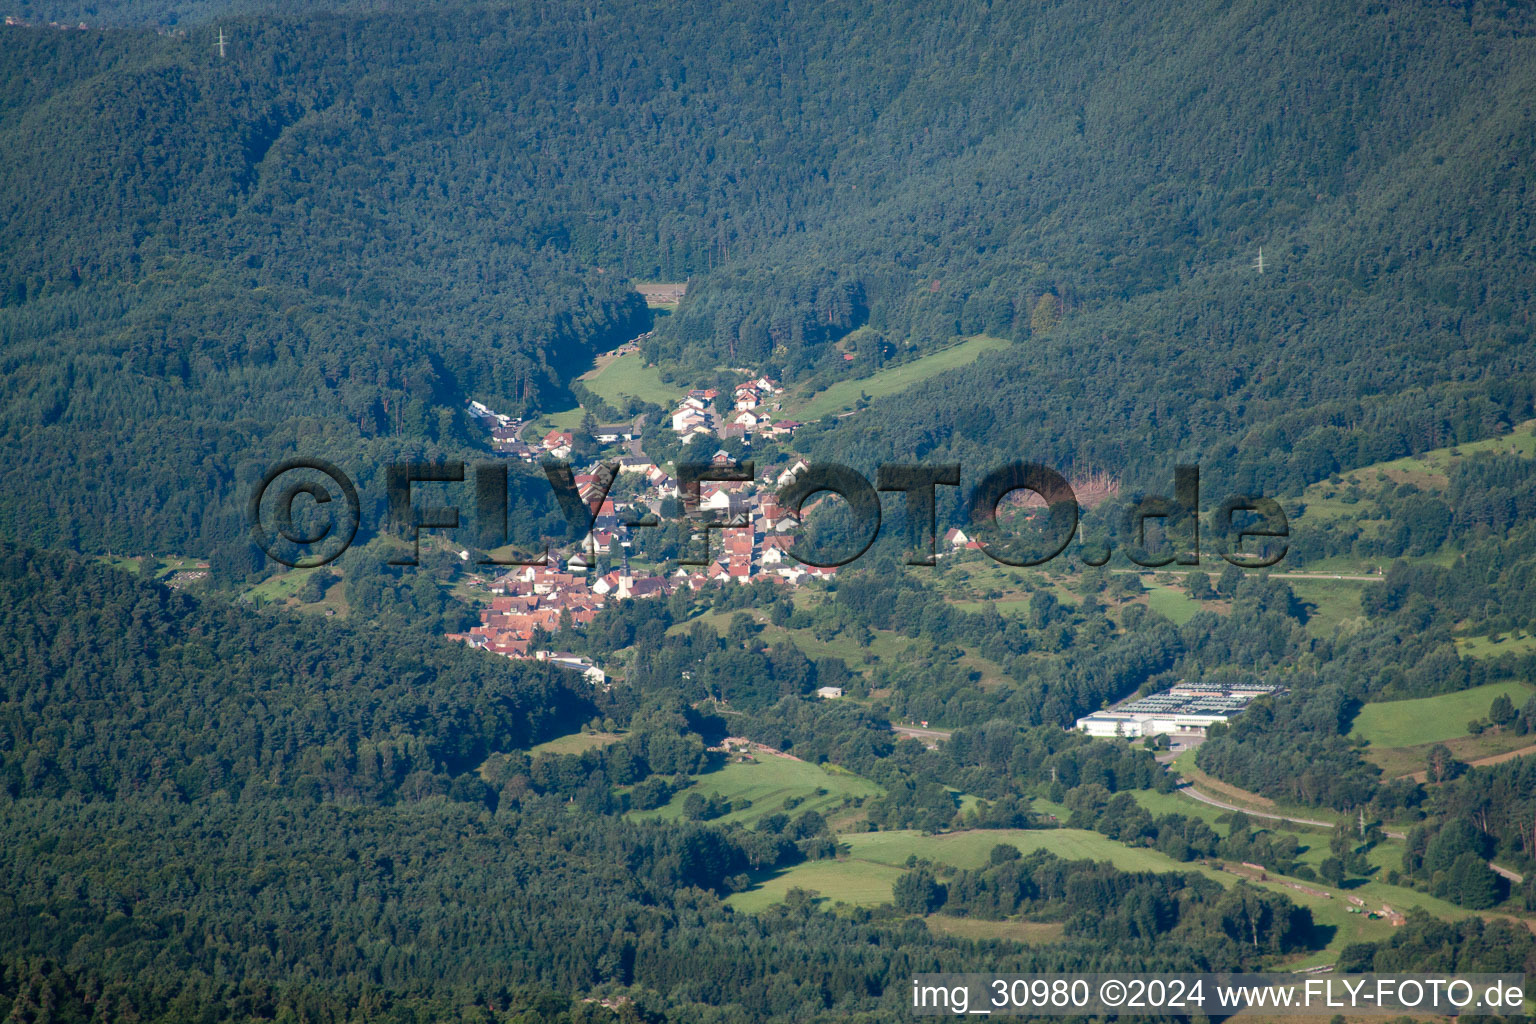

[0,548,1388,1021]
[6,0,1536,1019]
[3,0,1536,556]
[4,542,1535,1020]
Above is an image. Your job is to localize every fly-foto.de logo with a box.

[248,459,1287,570]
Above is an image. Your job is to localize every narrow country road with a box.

[1488,862,1525,884]
[1176,785,1335,828]
[1178,786,1526,881]
[1399,742,1536,782]
[891,724,952,744]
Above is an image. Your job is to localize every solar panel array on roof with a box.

[1076,682,1286,738]
[1113,683,1283,717]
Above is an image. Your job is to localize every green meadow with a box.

[1286,577,1368,636]
[1456,630,1536,660]
[840,828,1219,874]
[671,606,921,674]
[531,732,626,757]
[1299,419,1536,519]
[243,566,349,616]
[1291,420,1536,571]
[726,805,1497,965]
[1349,680,1536,750]
[580,352,678,408]
[1145,582,1201,625]
[789,334,1012,421]
[727,827,1233,913]
[631,754,882,828]
[1127,789,1488,966]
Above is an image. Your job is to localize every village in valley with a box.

[449,366,844,681]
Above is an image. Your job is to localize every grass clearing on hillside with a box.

[1126,792,1490,965]
[1301,420,1536,508]
[632,281,686,308]
[530,732,625,756]
[1349,681,1536,750]
[1173,757,1271,809]
[580,352,677,408]
[1132,790,1243,834]
[1286,420,1536,576]
[631,755,882,828]
[1277,874,1478,969]
[1287,578,1368,636]
[932,560,1086,614]
[788,335,1011,421]
[96,554,206,577]
[950,597,1032,617]
[727,826,1232,913]
[1291,421,1536,569]
[842,828,1222,874]
[1170,753,1355,827]
[244,567,348,616]
[1146,584,1201,624]
[1456,630,1536,660]
[1367,732,1536,781]
[528,407,586,433]
[726,858,906,912]
[727,815,1489,965]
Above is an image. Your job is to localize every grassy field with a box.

[1133,789,1243,833]
[1145,582,1201,624]
[632,281,686,309]
[1300,419,1536,515]
[1457,630,1536,660]
[1276,872,1480,969]
[726,858,907,912]
[726,826,1228,913]
[1172,752,1270,809]
[716,598,1014,692]
[949,597,1033,617]
[1349,680,1536,750]
[1126,791,1500,966]
[526,406,586,435]
[1290,420,1536,574]
[580,352,677,408]
[841,828,1224,874]
[1286,577,1368,636]
[931,558,1087,613]
[530,732,625,757]
[788,335,1012,421]
[1168,753,1356,828]
[1369,731,1536,782]
[631,754,882,828]
[96,554,207,578]
[244,567,349,616]
[729,813,1504,965]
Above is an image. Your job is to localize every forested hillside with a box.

[0,544,594,802]
[3,0,1536,557]
[0,547,1331,1022]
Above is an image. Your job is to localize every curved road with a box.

[1399,742,1536,783]
[1177,784,1337,830]
[1178,786,1525,884]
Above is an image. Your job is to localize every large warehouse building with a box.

[1075,682,1284,739]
